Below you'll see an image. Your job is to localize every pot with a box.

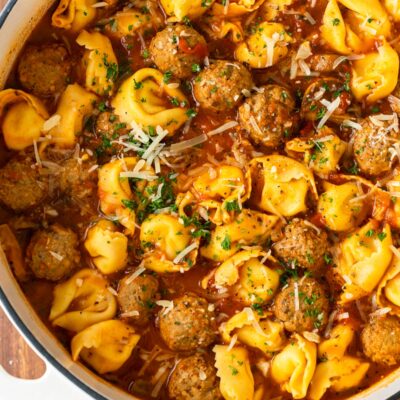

[0,1,400,399]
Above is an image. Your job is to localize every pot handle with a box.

[0,361,93,399]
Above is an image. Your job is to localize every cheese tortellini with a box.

[140,214,198,273]
[377,254,400,314]
[221,308,286,355]
[52,0,102,32]
[213,345,254,400]
[212,0,265,17]
[351,40,399,103]
[0,89,49,150]
[321,0,390,54]
[98,157,156,235]
[249,155,317,218]
[84,220,128,275]
[76,30,118,96]
[318,181,366,232]
[47,84,98,147]
[271,334,317,399]
[112,68,189,135]
[337,221,393,302]
[177,165,251,225]
[201,209,278,262]
[385,0,400,21]
[71,320,140,374]
[286,132,347,177]
[235,22,293,68]
[309,324,369,400]
[49,269,117,332]
[213,249,280,304]
[160,0,215,21]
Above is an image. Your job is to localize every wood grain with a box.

[0,0,46,379]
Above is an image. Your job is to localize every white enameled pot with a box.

[0,1,400,399]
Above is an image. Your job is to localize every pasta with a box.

[212,0,265,17]
[160,0,215,21]
[377,254,400,313]
[46,84,98,147]
[235,22,293,68]
[337,221,393,302]
[98,157,156,235]
[286,130,347,177]
[249,155,317,218]
[71,320,140,374]
[201,209,278,262]
[0,89,49,150]
[76,30,118,96]
[213,345,254,400]
[112,68,189,134]
[213,248,280,304]
[220,308,286,354]
[84,220,128,274]
[321,0,391,54]
[140,214,198,273]
[52,0,102,32]
[351,40,399,103]
[309,324,369,400]
[271,334,317,399]
[49,269,117,332]
[317,181,366,232]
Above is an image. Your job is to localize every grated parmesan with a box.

[42,114,61,132]
[317,96,341,130]
[49,251,63,261]
[125,264,146,285]
[173,242,198,264]
[91,1,108,7]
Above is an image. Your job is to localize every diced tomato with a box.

[178,38,208,58]
[309,212,326,228]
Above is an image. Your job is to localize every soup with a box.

[1,1,400,399]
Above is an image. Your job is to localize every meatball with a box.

[150,24,207,79]
[361,316,400,366]
[0,156,49,212]
[159,294,216,351]
[238,85,296,147]
[273,219,329,271]
[353,118,396,176]
[27,224,80,281]
[168,354,222,400]
[308,54,341,72]
[273,277,330,332]
[193,60,253,112]
[361,315,400,366]
[59,157,97,200]
[18,44,72,97]
[118,274,159,325]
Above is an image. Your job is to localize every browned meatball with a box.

[150,24,207,79]
[59,157,97,200]
[273,277,330,332]
[238,85,296,147]
[118,274,159,325]
[361,315,400,366]
[353,118,397,176]
[159,294,216,351]
[27,224,80,281]
[0,156,49,212]
[168,354,222,400]
[193,60,253,112]
[308,54,342,72]
[18,44,72,97]
[84,112,128,158]
[273,219,329,272]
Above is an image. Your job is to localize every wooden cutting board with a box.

[0,0,46,379]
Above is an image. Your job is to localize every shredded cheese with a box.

[42,114,61,132]
[173,242,198,264]
[125,264,146,285]
[317,96,341,130]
